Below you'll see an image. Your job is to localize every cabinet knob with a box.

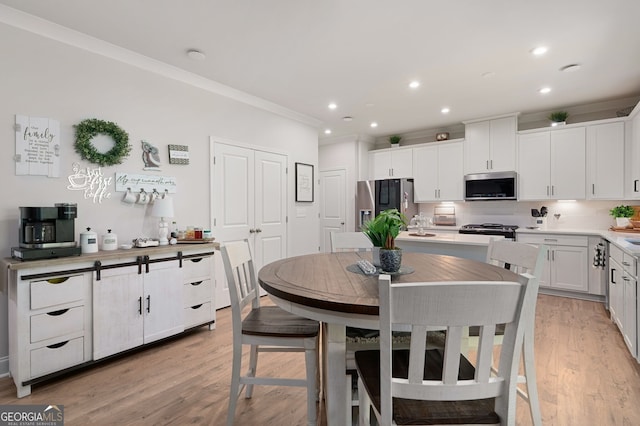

[249,229,255,233]
[256,228,262,233]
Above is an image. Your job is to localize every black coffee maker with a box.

[12,203,82,260]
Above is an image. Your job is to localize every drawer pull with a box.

[47,341,69,349]
[190,258,204,263]
[46,277,70,284]
[190,304,204,310]
[47,309,69,317]
[543,238,557,242]
[190,281,203,286]
[138,296,143,315]
[611,268,616,284]
[146,295,151,313]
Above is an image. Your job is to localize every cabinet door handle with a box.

[551,185,555,196]
[486,160,489,170]
[635,179,639,192]
[146,295,151,313]
[592,183,595,195]
[249,229,255,233]
[546,186,550,196]
[610,268,616,284]
[256,228,262,233]
[138,296,143,315]
[622,276,630,281]
[490,160,493,169]
[551,250,555,261]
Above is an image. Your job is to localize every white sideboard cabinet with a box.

[4,243,217,397]
[609,243,637,357]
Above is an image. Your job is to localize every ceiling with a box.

[2,0,640,140]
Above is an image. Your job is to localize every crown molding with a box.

[0,5,322,128]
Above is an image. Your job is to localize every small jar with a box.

[203,229,212,239]
[194,227,203,239]
[186,226,195,240]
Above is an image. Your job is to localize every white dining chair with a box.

[330,231,373,252]
[355,273,536,425]
[483,239,546,426]
[221,240,320,426]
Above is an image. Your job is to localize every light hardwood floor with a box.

[0,294,639,425]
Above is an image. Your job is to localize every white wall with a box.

[0,22,319,373]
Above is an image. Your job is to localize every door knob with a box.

[256,228,262,233]
[340,222,345,225]
[249,229,255,233]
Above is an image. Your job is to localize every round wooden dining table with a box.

[258,251,521,426]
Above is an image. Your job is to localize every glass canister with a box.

[194,227,203,239]
[186,226,195,239]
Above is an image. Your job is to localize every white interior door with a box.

[253,150,288,279]
[319,169,346,252]
[212,141,287,308]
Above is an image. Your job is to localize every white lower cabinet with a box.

[6,245,216,397]
[93,259,183,360]
[609,243,637,357]
[8,269,93,398]
[517,234,589,293]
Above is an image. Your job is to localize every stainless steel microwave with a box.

[464,171,517,201]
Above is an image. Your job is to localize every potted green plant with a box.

[389,135,402,147]
[610,205,635,228]
[548,111,569,126]
[362,208,407,272]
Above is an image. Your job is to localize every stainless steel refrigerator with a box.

[355,179,418,231]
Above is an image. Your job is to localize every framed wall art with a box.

[295,162,314,202]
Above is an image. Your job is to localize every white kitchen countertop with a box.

[516,226,640,256]
[396,231,501,246]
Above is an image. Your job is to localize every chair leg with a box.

[227,343,243,426]
[305,344,318,426]
[522,333,542,426]
[358,375,371,425]
[245,344,259,398]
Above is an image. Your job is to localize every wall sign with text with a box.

[14,115,61,177]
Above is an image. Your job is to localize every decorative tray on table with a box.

[176,238,216,244]
[346,263,415,277]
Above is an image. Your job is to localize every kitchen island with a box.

[395,231,502,261]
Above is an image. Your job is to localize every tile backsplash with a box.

[416,200,640,230]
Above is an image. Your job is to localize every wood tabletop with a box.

[258,252,521,316]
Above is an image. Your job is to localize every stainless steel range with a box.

[459,223,519,240]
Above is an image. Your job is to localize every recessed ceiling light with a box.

[409,81,420,89]
[324,129,332,134]
[481,71,496,78]
[539,87,551,94]
[531,46,548,56]
[186,49,206,61]
[343,116,353,122]
[328,103,337,110]
[441,107,450,114]
[365,103,375,108]
[560,64,581,72]
[370,122,378,128]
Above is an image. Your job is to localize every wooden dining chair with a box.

[330,231,373,252]
[355,273,536,425]
[221,240,320,426]
[483,239,547,426]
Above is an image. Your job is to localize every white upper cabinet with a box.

[464,115,517,174]
[629,106,640,198]
[369,148,413,179]
[587,121,624,200]
[518,127,586,200]
[413,141,463,202]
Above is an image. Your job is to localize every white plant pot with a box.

[616,217,630,228]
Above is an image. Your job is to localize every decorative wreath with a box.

[74,118,131,166]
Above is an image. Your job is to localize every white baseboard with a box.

[0,356,9,377]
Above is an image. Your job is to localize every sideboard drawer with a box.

[30,275,84,310]
[183,279,212,307]
[30,337,84,378]
[182,255,213,281]
[184,302,212,328]
[30,306,84,343]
